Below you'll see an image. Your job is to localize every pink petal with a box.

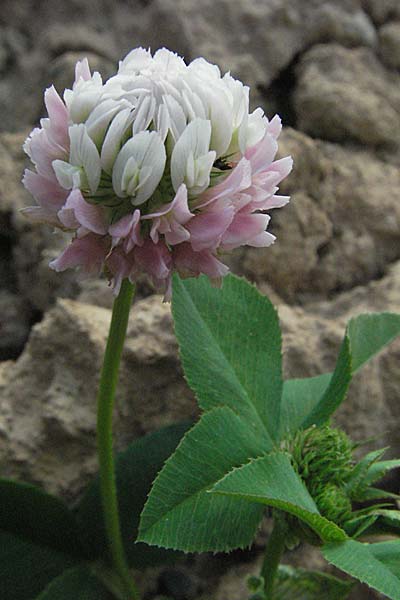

[75,58,91,83]
[44,86,69,149]
[255,194,290,210]
[173,243,229,279]
[109,210,142,251]
[50,234,108,274]
[24,127,67,181]
[106,249,132,295]
[20,206,62,227]
[268,156,293,183]
[58,189,108,234]
[134,239,172,280]
[22,169,68,210]
[245,132,278,174]
[163,223,191,245]
[247,230,276,247]
[196,158,252,208]
[266,114,282,139]
[186,203,234,251]
[221,212,271,249]
[144,185,193,246]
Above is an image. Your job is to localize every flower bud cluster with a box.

[23,48,292,298]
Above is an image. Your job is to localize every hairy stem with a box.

[261,517,287,599]
[96,278,139,599]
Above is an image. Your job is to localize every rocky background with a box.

[0,1,399,598]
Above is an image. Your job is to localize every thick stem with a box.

[260,517,287,599]
[96,278,139,600]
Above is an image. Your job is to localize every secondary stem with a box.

[261,516,287,599]
[96,278,139,600]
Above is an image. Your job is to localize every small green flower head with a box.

[290,425,353,488]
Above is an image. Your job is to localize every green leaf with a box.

[279,374,331,438]
[75,421,190,567]
[0,478,86,558]
[323,539,400,600]
[212,452,346,543]
[345,448,387,499]
[370,541,400,576]
[302,313,400,429]
[360,509,400,537]
[347,313,400,371]
[35,565,113,600]
[138,407,267,552]
[0,531,78,600]
[172,274,282,442]
[272,565,354,599]
[365,459,400,486]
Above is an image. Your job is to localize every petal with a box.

[62,189,108,234]
[106,249,132,295]
[85,99,128,146]
[101,107,134,174]
[74,58,91,83]
[134,239,171,280]
[266,114,282,139]
[132,94,156,135]
[173,243,229,279]
[112,131,166,205]
[50,234,108,274]
[245,131,278,174]
[20,206,61,227]
[221,212,271,249]
[197,157,252,207]
[186,203,234,251]
[69,124,101,193]
[44,85,69,148]
[170,118,214,194]
[22,169,67,209]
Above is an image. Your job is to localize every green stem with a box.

[261,517,287,599]
[96,278,139,600]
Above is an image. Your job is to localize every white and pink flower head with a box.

[23,48,293,299]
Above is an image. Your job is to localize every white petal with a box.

[101,107,134,174]
[155,103,170,142]
[52,160,82,190]
[69,124,101,193]
[85,99,128,146]
[162,94,187,143]
[171,118,215,195]
[112,131,166,205]
[119,47,152,72]
[132,94,156,134]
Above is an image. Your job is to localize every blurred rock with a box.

[379,21,400,69]
[0,295,196,499]
[0,291,30,359]
[148,0,376,89]
[46,51,115,98]
[362,0,400,25]
[279,261,400,451]
[235,128,400,302]
[294,44,400,146]
[1,261,400,499]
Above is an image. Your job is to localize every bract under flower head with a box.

[22,47,293,299]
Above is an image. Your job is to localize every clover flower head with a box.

[23,48,293,299]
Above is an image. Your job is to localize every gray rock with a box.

[0,291,30,359]
[0,296,196,500]
[147,0,376,97]
[379,21,400,69]
[362,0,400,25]
[279,261,400,451]
[46,51,115,100]
[294,43,400,146]
[235,128,400,302]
